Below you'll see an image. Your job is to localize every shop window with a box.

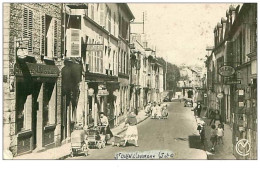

[41,14,58,58]
[16,82,32,133]
[23,7,33,53]
[43,83,56,126]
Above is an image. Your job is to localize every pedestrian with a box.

[145,102,151,116]
[151,102,157,119]
[194,101,202,117]
[217,124,224,144]
[123,111,139,147]
[99,112,113,144]
[210,125,217,152]
[209,110,223,129]
[157,103,162,119]
[162,104,168,119]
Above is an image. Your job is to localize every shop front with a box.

[14,58,59,155]
[86,72,118,128]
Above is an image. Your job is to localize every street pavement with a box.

[66,102,207,160]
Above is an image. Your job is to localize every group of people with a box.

[98,109,139,147]
[145,102,169,119]
[209,110,224,152]
[194,102,225,153]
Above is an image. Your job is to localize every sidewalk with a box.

[14,110,149,160]
[197,107,236,160]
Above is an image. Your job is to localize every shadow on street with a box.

[188,135,205,150]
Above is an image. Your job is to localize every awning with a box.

[66,3,88,9]
[15,62,59,78]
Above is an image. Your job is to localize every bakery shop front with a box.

[14,57,60,155]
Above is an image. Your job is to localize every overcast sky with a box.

[128,3,239,66]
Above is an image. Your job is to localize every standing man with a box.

[99,112,113,144]
[195,101,202,117]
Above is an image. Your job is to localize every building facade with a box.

[3,3,63,156]
[205,4,257,159]
[3,3,166,158]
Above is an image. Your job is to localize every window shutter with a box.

[67,29,81,57]
[53,19,58,57]
[100,4,104,27]
[100,51,103,73]
[41,15,46,56]
[23,8,28,38]
[23,8,33,53]
[28,9,33,53]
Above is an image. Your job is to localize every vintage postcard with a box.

[2,2,257,160]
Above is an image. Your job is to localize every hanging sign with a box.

[218,65,235,77]
[86,44,104,51]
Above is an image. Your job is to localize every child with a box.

[217,124,224,144]
[162,104,169,119]
[210,125,217,152]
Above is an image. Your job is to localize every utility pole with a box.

[130,11,145,34]
[165,60,167,91]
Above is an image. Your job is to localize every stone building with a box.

[61,3,134,132]
[3,3,63,156]
[205,3,257,159]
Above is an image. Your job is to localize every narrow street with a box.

[67,102,206,160]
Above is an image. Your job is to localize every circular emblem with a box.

[235,139,251,156]
[218,65,235,77]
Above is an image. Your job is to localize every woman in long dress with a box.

[123,112,139,147]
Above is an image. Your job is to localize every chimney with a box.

[217,22,222,42]
[226,10,230,32]
[221,17,227,39]
[214,26,218,46]
[229,5,236,24]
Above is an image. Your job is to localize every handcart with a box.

[70,129,88,157]
[87,127,106,149]
[111,135,125,147]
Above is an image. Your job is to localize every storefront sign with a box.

[15,63,59,78]
[218,65,235,77]
[217,93,224,99]
[86,44,104,51]
[226,80,241,85]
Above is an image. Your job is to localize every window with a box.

[41,14,58,58]
[118,49,121,73]
[114,12,116,36]
[16,82,33,133]
[108,8,111,33]
[23,7,33,53]
[100,4,104,26]
[121,51,124,73]
[119,14,121,36]
[91,4,94,20]
[43,83,56,126]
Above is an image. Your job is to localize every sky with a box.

[128,3,239,66]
